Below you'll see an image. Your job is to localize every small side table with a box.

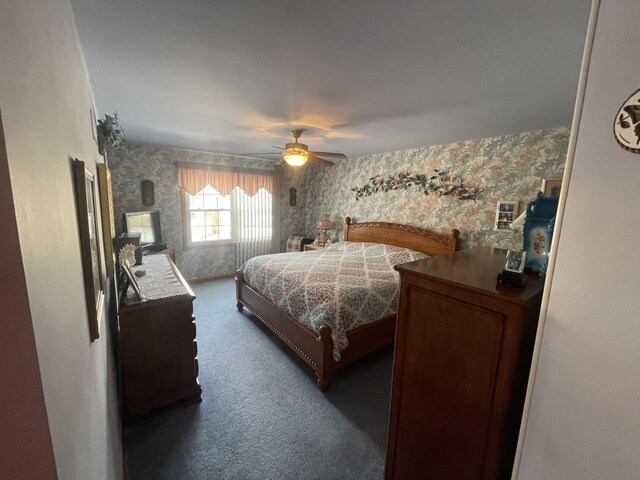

[304,243,325,251]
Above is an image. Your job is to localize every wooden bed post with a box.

[344,217,352,241]
[316,325,335,391]
[235,268,244,312]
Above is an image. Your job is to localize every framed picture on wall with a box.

[73,158,104,342]
[541,178,562,198]
[494,200,519,231]
[97,163,115,277]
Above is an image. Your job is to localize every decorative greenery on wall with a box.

[97,111,126,155]
[351,170,478,201]
[303,127,569,252]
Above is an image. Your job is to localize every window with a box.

[184,185,232,245]
[236,188,273,242]
[183,185,272,247]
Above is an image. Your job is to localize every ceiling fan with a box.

[247,129,347,167]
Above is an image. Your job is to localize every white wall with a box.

[0,115,58,479]
[517,0,640,478]
[0,1,122,479]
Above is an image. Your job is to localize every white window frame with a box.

[182,186,275,249]
[182,186,235,248]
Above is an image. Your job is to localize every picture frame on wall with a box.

[494,200,519,231]
[541,178,562,198]
[73,158,104,342]
[97,163,115,277]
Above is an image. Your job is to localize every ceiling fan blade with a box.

[272,146,284,150]
[234,152,279,156]
[309,151,347,160]
[275,158,285,166]
[307,153,334,166]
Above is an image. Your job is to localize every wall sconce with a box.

[141,179,155,206]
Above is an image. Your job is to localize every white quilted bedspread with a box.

[241,242,428,361]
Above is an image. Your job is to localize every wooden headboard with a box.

[343,217,459,256]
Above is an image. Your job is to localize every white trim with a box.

[183,186,234,247]
[511,0,601,477]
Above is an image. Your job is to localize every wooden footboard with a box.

[235,268,395,391]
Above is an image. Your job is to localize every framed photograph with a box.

[505,249,527,273]
[121,260,142,301]
[494,200,519,230]
[73,158,104,342]
[541,178,562,198]
[97,163,115,277]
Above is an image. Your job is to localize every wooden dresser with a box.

[119,254,201,420]
[386,247,544,480]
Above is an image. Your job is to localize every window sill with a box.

[184,241,236,250]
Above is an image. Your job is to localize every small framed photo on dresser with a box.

[505,249,527,273]
[494,200,519,230]
[121,260,142,301]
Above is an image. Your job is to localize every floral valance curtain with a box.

[177,161,280,197]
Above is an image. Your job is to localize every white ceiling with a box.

[70,0,591,159]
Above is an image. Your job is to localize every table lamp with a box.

[315,214,336,246]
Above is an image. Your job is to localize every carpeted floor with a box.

[124,277,394,480]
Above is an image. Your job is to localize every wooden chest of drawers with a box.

[119,254,201,420]
[386,247,544,479]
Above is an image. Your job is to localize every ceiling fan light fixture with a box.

[252,130,339,167]
[283,152,308,166]
[283,145,309,166]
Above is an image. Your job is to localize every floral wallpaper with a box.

[301,128,569,251]
[278,165,310,251]
[108,128,568,280]
[108,145,276,280]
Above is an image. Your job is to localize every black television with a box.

[122,210,162,246]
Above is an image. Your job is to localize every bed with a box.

[235,217,459,391]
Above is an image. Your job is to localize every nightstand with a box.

[304,243,325,251]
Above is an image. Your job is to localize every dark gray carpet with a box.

[124,277,394,480]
